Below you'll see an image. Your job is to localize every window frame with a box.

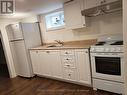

[44,10,65,31]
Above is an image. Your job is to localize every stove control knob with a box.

[90,48,95,52]
[100,48,104,51]
[116,48,121,52]
[105,48,110,52]
[111,48,116,52]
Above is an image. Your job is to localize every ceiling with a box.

[0,0,64,19]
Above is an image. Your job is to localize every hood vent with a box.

[82,0,122,17]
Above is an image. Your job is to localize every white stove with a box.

[90,41,124,53]
[90,35,124,94]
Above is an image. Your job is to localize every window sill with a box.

[46,26,65,32]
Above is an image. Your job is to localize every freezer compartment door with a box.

[6,24,24,41]
[10,40,32,77]
[21,23,42,49]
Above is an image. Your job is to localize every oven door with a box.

[90,52,124,82]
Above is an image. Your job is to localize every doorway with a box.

[0,38,9,78]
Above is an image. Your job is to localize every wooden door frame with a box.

[0,30,16,78]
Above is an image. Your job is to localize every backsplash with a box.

[39,11,122,43]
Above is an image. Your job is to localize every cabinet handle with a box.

[100,0,106,4]
[65,52,69,54]
[66,64,70,67]
[68,74,71,76]
[66,58,69,60]
[83,24,86,26]
[36,51,38,53]
[46,51,50,53]
[86,51,88,53]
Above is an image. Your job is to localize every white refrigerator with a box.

[6,22,42,77]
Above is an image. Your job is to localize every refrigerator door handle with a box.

[10,39,24,42]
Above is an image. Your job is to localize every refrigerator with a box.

[6,22,42,77]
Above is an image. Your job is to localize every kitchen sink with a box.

[47,44,63,48]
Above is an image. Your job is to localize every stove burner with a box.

[95,42,106,46]
[110,41,123,45]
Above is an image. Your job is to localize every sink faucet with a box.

[54,40,64,46]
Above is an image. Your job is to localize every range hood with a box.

[82,0,122,17]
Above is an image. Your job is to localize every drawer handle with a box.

[65,52,69,54]
[46,51,50,53]
[66,58,69,60]
[86,51,88,53]
[36,51,38,53]
[66,65,70,67]
[101,0,106,4]
[68,74,71,76]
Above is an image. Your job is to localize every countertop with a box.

[29,44,91,50]
[29,39,97,50]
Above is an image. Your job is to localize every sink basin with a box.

[47,44,63,48]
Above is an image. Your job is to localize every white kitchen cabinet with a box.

[84,0,100,9]
[84,0,118,9]
[39,50,52,77]
[30,50,40,75]
[39,50,62,78]
[30,50,62,78]
[30,49,91,86]
[64,0,86,29]
[76,49,91,85]
[61,50,77,81]
[100,0,119,4]
[63,68,77,81]
[49,50,62,79]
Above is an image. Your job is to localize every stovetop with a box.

[91,35,123,53]
[110,41,123,45]
[91,41,123,53]
[95,41,123,46]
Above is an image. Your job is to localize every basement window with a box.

[45,11,65,31]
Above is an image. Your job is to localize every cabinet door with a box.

[39,51,52,77]
[64,0,85,29]
[84,0,100,9]
[84,0,118,9]
[30,50,40,74]
[39,50,62,78]
[76,49,91,85]
[100,0,118,5]
[50,51,62,78]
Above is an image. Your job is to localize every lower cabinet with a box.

[30,49,91,86]
[30,50,62,78]
[75,49,91,85]
[63,68,77,81]
[30,50,40,74]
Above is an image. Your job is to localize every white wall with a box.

[0,19,18,78]
[123,0,127,94]
[20,15,38,23]
[21,10,122,43]
[39,11,122,43]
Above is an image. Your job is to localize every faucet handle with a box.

[54,40,64,45]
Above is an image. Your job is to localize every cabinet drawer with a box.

[62,56,75,63]
[63,68,77,81]
[63,62,76,68]
[62,56,76,68]
[93,79,124,94]
[61,50,75,56]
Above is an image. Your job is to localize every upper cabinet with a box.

[100,0,119,5]
[63,0,119,29]
[64,0,86,29]
[84,0,100,9]
[84,0,119,9]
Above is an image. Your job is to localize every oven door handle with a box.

[91,53,123,57]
